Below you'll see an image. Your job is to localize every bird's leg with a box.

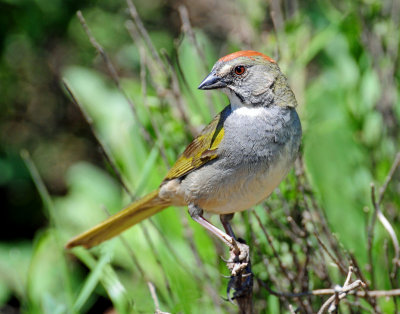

[188,204,239,252]
[189,205,253,305]
[189,205,249,274]
[220,214,253,306]
[220,214,250,264]
[220,214,236,239]
[220,213,251,274]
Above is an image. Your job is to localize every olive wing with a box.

[163,105,231,181]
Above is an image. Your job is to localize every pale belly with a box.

[178,149,293,214]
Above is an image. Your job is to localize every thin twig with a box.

[252,210,309,313]
[263,204,303,243]
[178,215,224,310]
[76,11,154,146]
[148,218,201,277]
[264,285,400,298]
[349,254,381,313]
[173,45,211,115]
[313,232,347,275]
[141,223,174,301]
[160,49,197,137]
[125,19,197,141]
[137,45,170,166]
[118,236,146,277]
[376,207,400,272]
[268,0,285,60]
[295,158,348,269]
[62,80,134,198]
[318,280,366,314]
[147,283,170,314]
[175,6,219,115]
[376,153,400,281]
[124,20,170,104]
[126,0,166,72]
[287,216,306,238]
[370,179,400,283]
[343,266,353,287]
[147,281,161,313]
[328,285,340,313]
[253,210,293,281]
[384,239,399,312]
[327,266,354,313]
[378,153,400,204]
[20,150,55,221]
[177,5,208,71]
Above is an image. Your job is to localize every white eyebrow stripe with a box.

[218,64,232,76]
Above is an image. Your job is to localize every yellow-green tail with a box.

[66,189,169,249]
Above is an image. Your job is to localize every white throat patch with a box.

[223,88,244,110]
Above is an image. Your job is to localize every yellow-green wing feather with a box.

[163,105,230,181]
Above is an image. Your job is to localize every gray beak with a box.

[198,72,227,90]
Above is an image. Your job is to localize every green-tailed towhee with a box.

[66,50,302,266]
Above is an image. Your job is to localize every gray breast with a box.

[218,105,301,168]
[180,105,301,213]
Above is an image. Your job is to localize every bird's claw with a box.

[226,241,250,276]
[222,239,253,302]
[226,259,253,302]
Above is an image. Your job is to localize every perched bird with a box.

[66,50,302,265]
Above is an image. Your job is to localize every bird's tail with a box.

[66,189,169,249]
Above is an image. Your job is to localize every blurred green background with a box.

[1,0,399,313]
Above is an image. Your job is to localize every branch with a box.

[62,80,134,199]
[317,280,365,314]
[76,11,156,152]
[148,281,170,314]
[126,0,166,71]
[177,5,208,71]
[370,153,400,280]
[265,285,400,298]
[378,152,400,204]
[313,231,347,275]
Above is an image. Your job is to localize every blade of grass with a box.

[73,250,113,312]
[72,247,132,313]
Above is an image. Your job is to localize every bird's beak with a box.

[198,72,227,90]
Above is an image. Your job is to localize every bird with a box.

[66,50,302,267]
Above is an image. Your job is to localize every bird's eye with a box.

[234,65,245,75]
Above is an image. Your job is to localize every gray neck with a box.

[224,79,297,110]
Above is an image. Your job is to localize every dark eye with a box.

[234,65,245,75]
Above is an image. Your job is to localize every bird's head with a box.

[198,50,297,109]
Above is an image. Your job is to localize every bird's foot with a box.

[226,239,250,276]
[225,239,253,302]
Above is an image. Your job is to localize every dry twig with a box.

[76,11,155,149]
[62,80,134,198]
[148,281,170,314]
[317,279,366,314]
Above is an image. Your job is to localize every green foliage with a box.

[1,0,399,312]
